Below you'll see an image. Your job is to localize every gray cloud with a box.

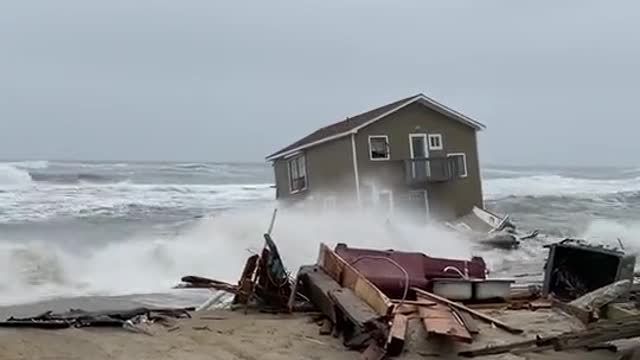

[1,0,639,166]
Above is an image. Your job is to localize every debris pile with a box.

[5,208,640,359]
[446,206,539,250]
[0,307,192,333]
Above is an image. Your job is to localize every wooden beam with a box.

[302,267,342,323]
[318,243,394,317]
[418,303,472,343]
[386,314,408,356]
[329,288,379,329]
[412,287,523,334]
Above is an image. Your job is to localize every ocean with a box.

[0,160,638,313]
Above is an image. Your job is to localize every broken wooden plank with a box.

[329,288,379,328]
[413,287,523,334]
[302,266,343,323]
[391,299,436,306]
[419,303,472,343]
[318,243,394,317]
[453,309,479,335]
[460,315,640,357]
[551,297,593,324]
[605,302,640,320]
[459,339,540,357]
[386,314,408,357]
[360,342,386,360]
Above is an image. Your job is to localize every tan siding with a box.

[273,136,357,207]
[355,102,483,220]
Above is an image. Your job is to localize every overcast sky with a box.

[1,1,639,166]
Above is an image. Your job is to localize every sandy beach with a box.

[0,307,634,360]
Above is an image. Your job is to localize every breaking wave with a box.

[0,207,478,306]
[0,164,33,186]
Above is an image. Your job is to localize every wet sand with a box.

[0,307,634,360]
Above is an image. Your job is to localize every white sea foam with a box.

[0,207,479,306]
[0,182,275,222]
[484,174,640,199]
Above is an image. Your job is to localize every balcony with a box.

[404,157,462,185]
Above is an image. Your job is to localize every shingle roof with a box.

[266,93,484,160]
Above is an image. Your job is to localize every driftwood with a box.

[412,287,523,334]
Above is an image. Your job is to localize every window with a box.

[428,134,443,150]
[447,153,468,178]
[369,135,390,160]
[288,155,307,193]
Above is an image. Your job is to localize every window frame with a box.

[368,135,390,161]
[447,152,468,178]
[428,134,443,150]
[287,154,308,193]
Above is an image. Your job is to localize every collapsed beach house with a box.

[266,93,485,221]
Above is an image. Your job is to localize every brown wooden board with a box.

[453,309,479,335]
[413,287,523,334]
[318,244,394,317]
[386,314,408,356]
[419,303,472,343]
[329,288,379,328]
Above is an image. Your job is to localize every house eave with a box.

[265,94,485,161]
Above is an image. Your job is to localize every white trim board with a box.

[368,135,390,161]
[428,134,443,150]
[287,154,308,193]
[266,94,485,161]
[351,133,361,205]
[447,152,468,178]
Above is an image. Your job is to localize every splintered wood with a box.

[419,303,472,343]
[386,314,408,356]
[413,287,523,334]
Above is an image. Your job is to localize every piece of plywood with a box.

[318,243,394,317]
[413,287,523,334]
[386,314,408,356]
[419,303,472,343]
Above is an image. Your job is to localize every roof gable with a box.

[266,93,485,161]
